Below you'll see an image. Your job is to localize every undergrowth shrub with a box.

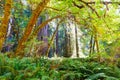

[0,54,120,80]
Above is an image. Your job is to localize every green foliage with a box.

[0,54,120,80]
[1,0,120,79]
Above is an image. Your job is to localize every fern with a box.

[86,73,107,80]
[0,55,120,80]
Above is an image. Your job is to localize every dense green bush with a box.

[0,54,120,80]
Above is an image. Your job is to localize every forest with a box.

[0,0,120,80]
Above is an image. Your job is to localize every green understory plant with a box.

[0,54,120,80]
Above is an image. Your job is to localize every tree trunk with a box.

[75,25,79,57]
[56,29,59,56]
[95,34,99,53]
[0,0,12,51]
[15,0,50,56]
[36,15,49,56]
[36,16,43,40]
[89,35,93,56]
[92,38,95,53]
[93,26,99,53]
[64,28,68,57]
[63,24,73,57]
[68,34,72,55]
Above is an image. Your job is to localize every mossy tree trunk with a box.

[15,0,50,56]
[0,0,12,51]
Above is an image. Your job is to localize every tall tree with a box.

[46,19,63,57]
[56,30,59,55]
[63,24,72,57]
[75,24,79,57]
[0,0,12,51]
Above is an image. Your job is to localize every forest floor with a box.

[0,54,120,80]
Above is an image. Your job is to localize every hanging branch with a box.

[73,1,84,9]
[46,6,79,15]
[73,1,120,10]
[79,0,100,18]
[83,1,120,5]
[78,1,120,17]
[15,0,50,56]
[0,0,12,51]
[46,19,64,57]
[46,6,62,11]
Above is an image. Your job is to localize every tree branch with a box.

[85,1,120,5]
[32,15,62,38]
[79,0,100,18]
[73,1,84,9]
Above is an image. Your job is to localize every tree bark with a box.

[56,31,59,56]
[15,0,50,56]
[89,35,93,56]
[64,27,68,57]
[94,34,99,53]
[92,37,95,53]
[75,25,79,57]
[0,0,12,51]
